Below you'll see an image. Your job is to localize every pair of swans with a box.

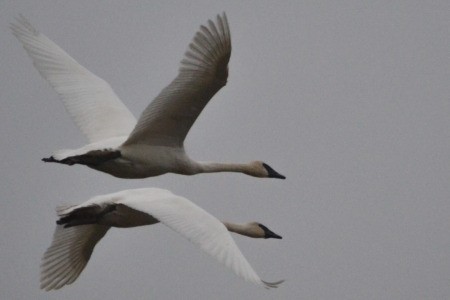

[12,13,284,290]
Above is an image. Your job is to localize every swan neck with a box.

[197,162,250,174]
[223,222,259,238]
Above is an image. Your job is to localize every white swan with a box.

[40,188,283,291]
[11,14,285,180]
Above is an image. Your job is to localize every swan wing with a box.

[39,190,160,291]
[11,16,137,143]
[123,13,231,147]
[120,190,274,288]
[40,222,109,291]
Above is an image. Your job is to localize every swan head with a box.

[249,161,286,179]
[224,221,282,239]
[248,222,283,239]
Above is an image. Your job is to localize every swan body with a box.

[40,188,283,290]
[11,14,285,179]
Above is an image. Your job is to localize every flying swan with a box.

[11,14,285,179]
[40,188,284,290]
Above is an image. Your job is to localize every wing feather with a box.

[40,223,109,291]
[11,16,136,143]
[120,191,274,288]
[40,188,281,290]
[123,13,231,147]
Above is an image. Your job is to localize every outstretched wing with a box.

[120,191,276,288]
[40,223,109,291]
[11,16,136,143]
[123,13,231,147]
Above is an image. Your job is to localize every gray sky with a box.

[1,1,449,299]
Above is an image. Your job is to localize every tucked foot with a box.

[42,156,78,165]
[42,156,66,164]
[42,150,121,167]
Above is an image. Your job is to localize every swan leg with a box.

[42,150,121,166]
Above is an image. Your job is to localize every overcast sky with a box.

[1,1,449,299]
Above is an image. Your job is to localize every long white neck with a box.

[195,162,254,175]
[222,222,261,238]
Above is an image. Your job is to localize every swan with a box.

[40,188,284,290]
[11,14,285,180]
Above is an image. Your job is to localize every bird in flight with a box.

[11,14,285,180]
[40,188,284,290]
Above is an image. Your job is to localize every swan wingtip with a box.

[262,279,285,289]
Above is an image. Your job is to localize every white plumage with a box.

[11,14,285,180]
[10,15,136,143]
[40,188,283,290]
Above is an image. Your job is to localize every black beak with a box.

[265,230,283,239]
[259,224,283,239]
[262,163,286,179]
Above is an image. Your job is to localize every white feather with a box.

[12,14,284,180]
[124,13,231,147]
[40,188,282,290]
[121,191,266,287]
[40,224,109,291]
[10,15,136,143]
